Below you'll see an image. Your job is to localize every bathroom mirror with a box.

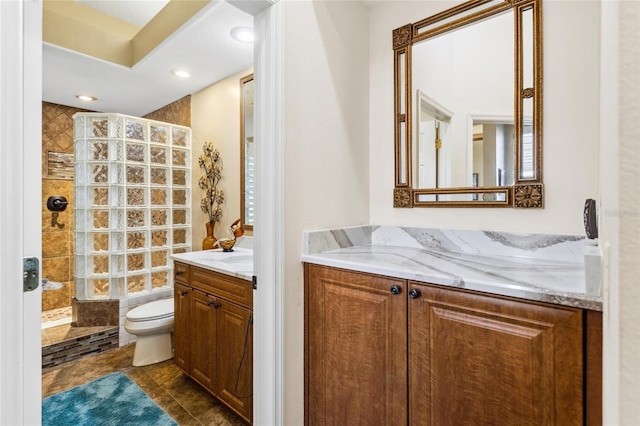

[393,0,543,208]
[240,74,255,230]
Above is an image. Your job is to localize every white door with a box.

[0,1,42,424]
[418,120,436,189]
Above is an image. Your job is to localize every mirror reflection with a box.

[471,118,515,188]
[240,74,255,230]
[413,10,513,191]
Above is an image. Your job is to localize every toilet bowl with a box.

[124,298,174,366]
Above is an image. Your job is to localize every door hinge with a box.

[23,257,39,292]
[252,275,257,290]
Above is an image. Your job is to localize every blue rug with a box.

[42,372,177,426]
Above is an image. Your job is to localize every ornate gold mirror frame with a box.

[393,0,543,208]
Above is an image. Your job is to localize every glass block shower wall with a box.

[73,113,191,300]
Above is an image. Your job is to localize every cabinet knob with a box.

[409,288,421,299]
[390,285,402,295]
[180,290,188,297]
[207,300,221,309]
[176,270,184,276]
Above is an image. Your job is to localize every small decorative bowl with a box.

[218,238,236,252]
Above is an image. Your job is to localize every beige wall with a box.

[278,1,612,424]
[368,1,600,234]
[599,3,620,422]
[281,1,370,424]
[191,68,253,250]
[616,2,640,420]
[599,1,640,423]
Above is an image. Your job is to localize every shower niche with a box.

[74,113,192,300]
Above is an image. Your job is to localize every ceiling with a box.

[76,0,171,27]
[42,1,254,117]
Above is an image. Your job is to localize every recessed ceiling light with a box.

[76,95,97,102]
[171,69,191,79]
[230,26,254,43]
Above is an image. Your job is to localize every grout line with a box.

[138,365,201,425]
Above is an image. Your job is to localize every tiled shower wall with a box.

[144,95,191,127]
[41,98,191,315]
[42,103,88,311]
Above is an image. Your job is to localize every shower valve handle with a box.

[46,195,69,212]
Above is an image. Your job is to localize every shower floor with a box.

[42,306,72,329]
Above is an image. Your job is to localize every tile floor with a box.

[42,344,246,425]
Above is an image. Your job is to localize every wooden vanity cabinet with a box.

[173,282,191,373]
[304,264,603,426]
[305,264,408,426]
[188,289,219,391]
[215,298,253,416]
[408,281,583,425]
[173,261,253,424]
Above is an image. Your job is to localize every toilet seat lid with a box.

[126,298,174,321]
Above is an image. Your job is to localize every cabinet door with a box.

[408,282,583,426]
[189,289,218,392]
[174,283,191,373]
[306,265,407,426]
[215,300,253,423]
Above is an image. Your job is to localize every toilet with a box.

[124,298,174,366]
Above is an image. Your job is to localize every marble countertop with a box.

[302,226,603,311]
[172,247,253,281]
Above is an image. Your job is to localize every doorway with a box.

[1,0,283,424]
